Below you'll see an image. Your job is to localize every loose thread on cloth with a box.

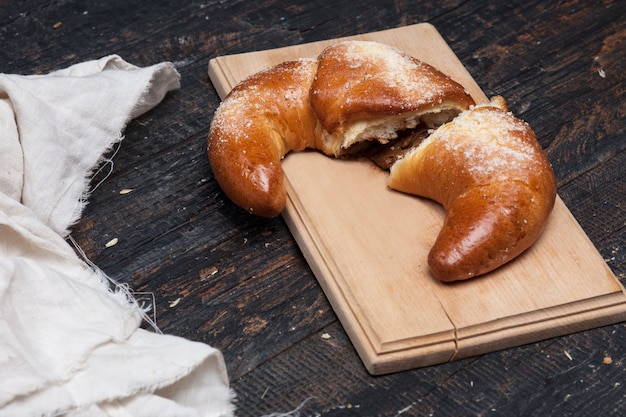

[62,138,124,238]
[67,235,162,334]
[68,135,163,332]
[87,139,122,194]
[65,124,164,333]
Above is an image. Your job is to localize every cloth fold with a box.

[0,56,234,416]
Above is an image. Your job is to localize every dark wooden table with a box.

[3,1,625,415]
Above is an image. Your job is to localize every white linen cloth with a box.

[0,56,234,417]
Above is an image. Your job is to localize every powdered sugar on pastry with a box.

[310,41,474,155]
[432,101,542,182]
[388,96,556,281]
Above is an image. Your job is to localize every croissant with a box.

[388,96,557,281]
[208,41,474,217]
[207,41,556,282]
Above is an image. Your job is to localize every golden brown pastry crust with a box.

[310,41,475,143]
[388,96,557,282]
[208,58,319,217]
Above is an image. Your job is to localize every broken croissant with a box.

[207,41,556,281]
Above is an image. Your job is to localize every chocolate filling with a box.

[343,124,431,170]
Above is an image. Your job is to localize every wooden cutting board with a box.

[208,23,626,375]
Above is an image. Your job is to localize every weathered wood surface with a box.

[2,0,624,415]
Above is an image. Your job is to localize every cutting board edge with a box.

[285,187,626,375]
[360,292,626,375]
[454,296,626,361]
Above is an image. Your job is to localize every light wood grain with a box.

[208,23,626,375]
